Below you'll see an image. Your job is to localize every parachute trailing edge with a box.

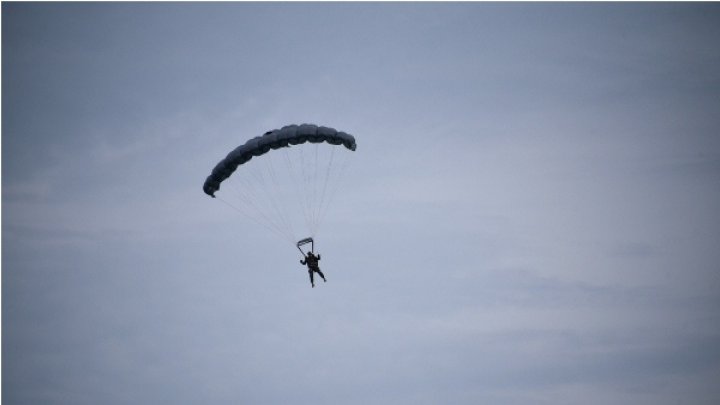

[203,124,357,197]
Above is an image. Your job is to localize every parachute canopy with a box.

[203,124,356,197]
[203,124,356,244]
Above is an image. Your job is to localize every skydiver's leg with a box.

[308,269,315,287]
[315,268,326,282]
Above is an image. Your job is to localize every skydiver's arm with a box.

[317,254,321,260]
[300,259,306,265]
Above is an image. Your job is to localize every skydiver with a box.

[300,251,326,288]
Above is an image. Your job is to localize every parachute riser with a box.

[296,237,314,256]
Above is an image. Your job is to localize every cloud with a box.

[4,3,720,405]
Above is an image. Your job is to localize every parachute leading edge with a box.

[203,124,356,198]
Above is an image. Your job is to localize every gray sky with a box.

[3,3,720,404]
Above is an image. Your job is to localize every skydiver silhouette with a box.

[300,251,326,288]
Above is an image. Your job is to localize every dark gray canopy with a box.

[203,124,356,197]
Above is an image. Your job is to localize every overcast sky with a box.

[3,3,720,404]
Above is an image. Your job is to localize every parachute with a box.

[203,124,356,244]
